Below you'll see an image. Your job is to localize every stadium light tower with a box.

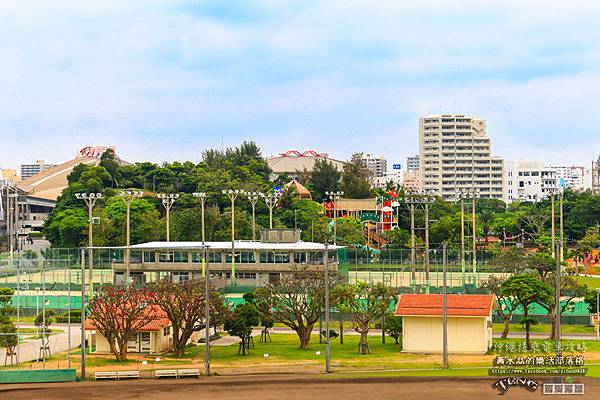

[119,190,144,283]
[192,192,209,277]
[261,191,281,229]
[75,192,103,295]
[157,193,179,242]
[246,191,260,241]
[223,189,245,286]
[325,191,344,246]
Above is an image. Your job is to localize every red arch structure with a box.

[280,150,325,157]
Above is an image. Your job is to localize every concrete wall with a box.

[402,315,490,354]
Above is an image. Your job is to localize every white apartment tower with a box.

[503,160,558,203]
[419,114,503,200]
[360,153,387,178]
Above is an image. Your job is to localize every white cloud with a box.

[0,0,599,169]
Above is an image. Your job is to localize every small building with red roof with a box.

[394,294,495,354]
[85,306,174,354]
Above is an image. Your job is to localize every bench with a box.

[154,369,178,379]
[177,369,200,378]
[117,370,140,380]
[94,371,118,380]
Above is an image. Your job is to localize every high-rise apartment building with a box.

[20,160,55,180]
[406,155,420,172]
[503,160,557,203]
[419,114,503,200]
[360,153,387,178]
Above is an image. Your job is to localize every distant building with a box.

[372,170,402,189]
[402,170,421,191]
[266,150,346,180]
[549,165,588,192]
[0,169,19,183]
[20,160,55,180]
[503,160,558,203]
[419,114,504,200]
[406,155,419,172]
[360,153,387,178]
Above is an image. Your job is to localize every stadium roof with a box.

[127,241,344,251]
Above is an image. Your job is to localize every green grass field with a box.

[576,276,600,289]
[493,323,594,334]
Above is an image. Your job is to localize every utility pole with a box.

[193,192,208,277]
[119,191,143,283]
[80,247,86,380]
[223,189,244,287]
[559,190,564,262]
[551,191,556,259]
[326,191,344,246]
[246,191,260,241]
[410,201,416,290]
[471,188,479,279]
[324,242,331,373]
[555,242,562,356]
[157,193,179,242]
[75,192,103,296]
[204,243,211,376]
[458,190,465,285]
[442,242,448,369]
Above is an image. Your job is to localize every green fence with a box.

[0,369,77,383]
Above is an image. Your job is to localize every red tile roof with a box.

[394,294,495,317]
[85,305,171,332]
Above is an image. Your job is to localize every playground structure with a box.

[325,192,400,250]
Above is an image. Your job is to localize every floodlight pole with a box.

[204,244,211,376]
[324,242,331,373]
[326,191,344,246]
[158,193,179,242]
[193,192,208,277]
[555,242,561,356]
[262,192,280,229]
[75,193,103,296]
[120,191,144,283]
[223,189,244,286]
[246,192,260,241]
[442,242,448,369]
[559,190,564,262]
[80,247,86,380]
[551,191,556,259]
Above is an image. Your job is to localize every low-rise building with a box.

[85,305,174,355]
[111,229,342,288]
[395,294,495,354]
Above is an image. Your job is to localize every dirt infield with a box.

[2,375,600,400]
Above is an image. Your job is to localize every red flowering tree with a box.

[87,285,155,361]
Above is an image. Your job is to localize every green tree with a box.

[224,302,260,355]
[309,159,341,201]
[501,274,553,350]
[333,282,395,354]
[336,217,365,246]
[255,266,342,349]
[43,208,88,246]
[341,153,372,199]
[384,314,403,344]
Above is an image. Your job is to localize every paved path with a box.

[0,325,81,366]
[2,375,600,400]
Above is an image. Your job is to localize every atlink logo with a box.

[492,377,538,395]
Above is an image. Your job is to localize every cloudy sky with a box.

[1,0,599,169]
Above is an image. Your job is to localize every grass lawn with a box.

[6,333,600,378]
[576,275,600,290]
[493,323,594,334]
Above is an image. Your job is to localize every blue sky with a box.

[1,0,600,168]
